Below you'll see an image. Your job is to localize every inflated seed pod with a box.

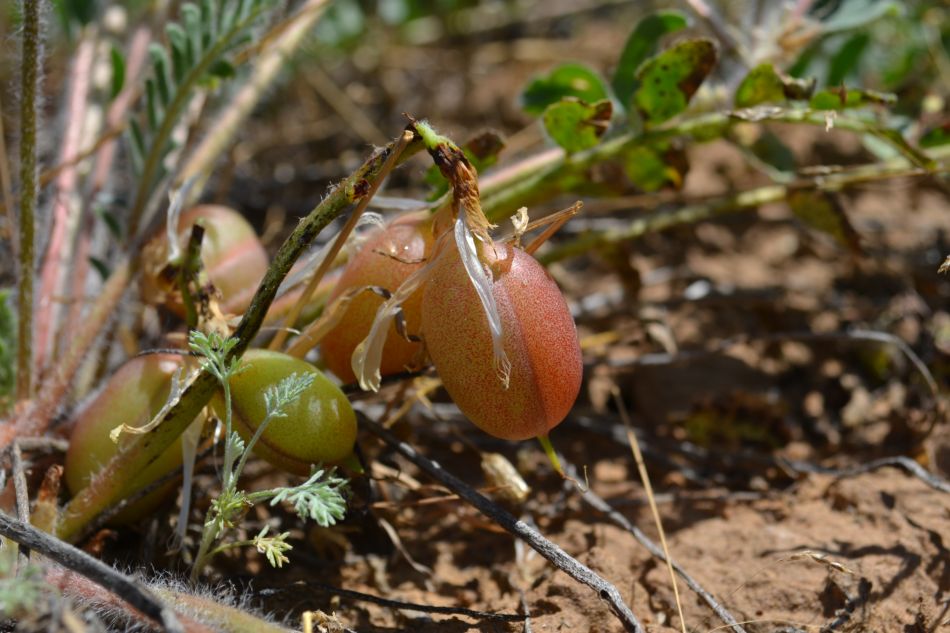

[320,213,433,383]
[64,354,186,524]
[223,349,357,475]
[421,241,582,441]
[142,205,268,316]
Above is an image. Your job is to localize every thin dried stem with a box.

[523,202,581,255]
[613,387,687,633]
[361,414,646,633]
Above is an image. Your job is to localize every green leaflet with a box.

[521,63,609,115]
[612,11,688,109]
[542,99,613,153]
[634,38,717,125]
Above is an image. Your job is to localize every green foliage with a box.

[268,468,348,526]
[921,124,950,148]
[734,64,816,108]
[0,555,47,617]
[633,38,717,125]
[808,87,896,110]
[189,330,348,576]
[521,64,609,115]
[611,11,687,109]
[542,99,612,153]
[127,0,272,236]
[622,144,685,192]
[788,190,861,255]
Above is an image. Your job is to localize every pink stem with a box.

[33,34,95,376]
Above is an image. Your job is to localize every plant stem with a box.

[277,129,415,352]
[221,380,235,489]
[190,517,221,583]
[2,259,132,448]
[478,108,938,223]
[16,0,43,401]
[539,157,947,263]
[56,130,425,542]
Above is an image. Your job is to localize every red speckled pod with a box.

[321,213,433,383]
[421,241,582,440]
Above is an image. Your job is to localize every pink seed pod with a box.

[320,213,433,383]
[421,240,582,441]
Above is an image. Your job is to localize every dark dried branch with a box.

[11,442,31,569]
[0,512,184,633]
[360,413,645,633]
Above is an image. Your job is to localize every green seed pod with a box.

[320,213,433,383]
[224,349,357,475]
[421,241,582,441]
[64,354,186,524]
[142,204,268,316]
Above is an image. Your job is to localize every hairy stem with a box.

[16,0,43,401]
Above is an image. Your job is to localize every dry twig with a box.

[360,413,646,633]
[0,512,184,633]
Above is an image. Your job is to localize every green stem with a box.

[479,108,938,223]
[539,153,948,264]
[536,434,564,476]
[190,519,221,583]
[56,130,424,542]
[15,0,43,401]
[221,381,234,490]
[232,408,277,484]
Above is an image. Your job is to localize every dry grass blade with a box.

[613,386,687,633]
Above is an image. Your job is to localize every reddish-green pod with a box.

[320,213,433,383]
[142,204,268,316]
[421,242,582,440]
[224,349,357,475]
[64,354,186,524]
